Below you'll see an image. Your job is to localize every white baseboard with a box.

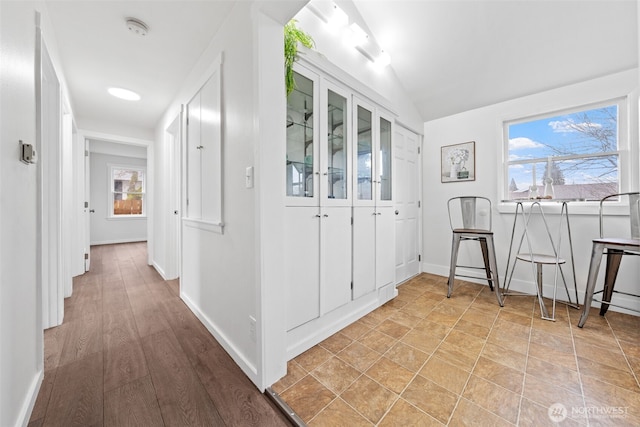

[16,369,43,427]
[422,262,640,316]
[179,292,259,387]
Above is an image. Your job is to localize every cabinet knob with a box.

[323,172,328,176]
[323,214,329,217]
[395,210,399,215]
[315,214,321,218]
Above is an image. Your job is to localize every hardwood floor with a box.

[29,242,292,427]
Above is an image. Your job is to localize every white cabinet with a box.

[284,206,351,331]
[284,58,396,339]
[284,207,320,330]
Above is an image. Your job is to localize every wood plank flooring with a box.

[29,242,292,427]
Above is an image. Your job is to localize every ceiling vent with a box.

[126,17,149,37]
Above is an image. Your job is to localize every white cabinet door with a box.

[284,207,321,330]
[321,207,352,314]
[376,206,395,289]
[352,207,376,299]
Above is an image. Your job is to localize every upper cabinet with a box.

[286,67,318,205]
[287,63,393,208]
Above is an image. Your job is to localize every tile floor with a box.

[272,273,640,426]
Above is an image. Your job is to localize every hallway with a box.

[29,243,291,426]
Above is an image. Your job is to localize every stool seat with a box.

[516,253,566,265]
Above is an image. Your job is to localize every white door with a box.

[320,206,352,314]
[84,138,91,272]
[352,207,376,299]
[166,111,182,280]
[375,206,395,289]
[394,126,421,284]
[284,207,321,330]
[38,36,63,328]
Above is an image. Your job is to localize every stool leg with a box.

[486,236,504,307]
[600,249,623,316]
[536,263,549,319]
[578,242,606,328]
[448,234,461,298]
[479,238,494,291]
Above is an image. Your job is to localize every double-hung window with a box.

[110,165,145,217]
[504,98,626,202]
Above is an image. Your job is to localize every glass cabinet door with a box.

[286,71,315,199]
[356,105,373,202]
[326,89,348,201]
[379,116,392,202]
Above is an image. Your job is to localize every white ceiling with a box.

[45,0,638,136]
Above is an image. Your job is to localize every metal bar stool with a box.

[578,192,640,328]
[447,196,503,306]
[503,201,580,321]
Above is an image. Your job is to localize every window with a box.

[110,166,145,216]
[504,99,625,201]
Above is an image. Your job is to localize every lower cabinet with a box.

[284,206,352,331]
[285,205,396,335]
[375,206,395,289]
[284,207,320,331]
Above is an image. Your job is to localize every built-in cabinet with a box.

[284,56,396,354]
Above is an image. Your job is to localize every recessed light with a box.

[108,87,141,101]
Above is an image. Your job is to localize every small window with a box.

[504,100,623,201]
[110,166,145,216]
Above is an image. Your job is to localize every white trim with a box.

[183,217,224,234]
[80,130,152,147]
[15,370,43,427]
[90,238,147,246]
[180,292,258,384]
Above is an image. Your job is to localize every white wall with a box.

[90,152,147,245]
[154,1,264,388]
[0,1,74,425]
[423,70,640,313]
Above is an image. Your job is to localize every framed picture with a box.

[441,141,475,183]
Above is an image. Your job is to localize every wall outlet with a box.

[249,315,256,342]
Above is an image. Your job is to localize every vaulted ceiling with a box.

[44,0,638,136]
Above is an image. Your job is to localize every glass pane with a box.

[327,90,347,199]
[507,104,619,200]
[357,105,372,200]
[112,168,145,215]
[379,117,392,201]
[286,71,314,197]
[507,156,618,201]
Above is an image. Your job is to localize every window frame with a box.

[498,96,633,215]
[108,164,147,219]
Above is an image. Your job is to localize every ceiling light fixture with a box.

[126,17,149,37]
[305,0,391,68]
[108,87,141,101]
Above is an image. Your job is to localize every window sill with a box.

[107,215,147,220]
[497,200,630,216]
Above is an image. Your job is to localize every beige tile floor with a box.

[272,273,640,426]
